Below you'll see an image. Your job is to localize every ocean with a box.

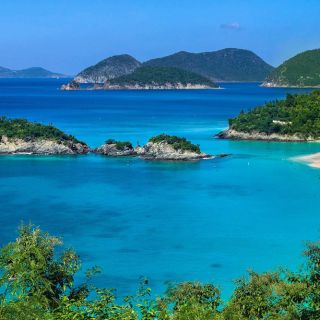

[0,78,319,299]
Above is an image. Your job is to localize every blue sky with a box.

[1,0,320,74]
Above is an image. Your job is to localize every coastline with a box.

[61,83,219,91]
[261,82,320,88]
[217,129,320,142]
[293,153,320,168]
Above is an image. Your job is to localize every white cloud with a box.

[220,22,241,30]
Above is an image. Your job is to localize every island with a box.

[262,49,320,88]
[218,91,320,141]
[62,66,217,90]
[95,134,211,160]
[144,48,274,82]
[0,117,89,155]
[0,66,67,79]
[62,48,274,89]
[95,139,135,156]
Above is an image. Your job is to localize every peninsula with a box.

[0,117,89,155]
[218,91,320,141]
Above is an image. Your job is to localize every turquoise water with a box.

[0,79,319,298]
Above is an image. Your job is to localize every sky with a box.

[1,0,320,75]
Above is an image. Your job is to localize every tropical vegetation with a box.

[144,48,274,81]
[264,49,320,87]
[2,224,320,319]
[149,134,201,153]
[229,91,320,139]
[108,66,217,87]
[0,117,82,144]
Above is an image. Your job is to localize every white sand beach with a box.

[294,153,320,168]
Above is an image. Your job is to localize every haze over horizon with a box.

[1,0,319,75]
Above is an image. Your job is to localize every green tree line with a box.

[230,91,320,139]
[1,224,320,319]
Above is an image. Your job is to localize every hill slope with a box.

[263,49,320,87]
[144,48,273,81]
[0,66,67,78]
[105,66,217,89]
[74,54,142,83]
[218,91,320,141]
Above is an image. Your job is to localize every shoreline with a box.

[217,129,320,142]
[293,153,320,168]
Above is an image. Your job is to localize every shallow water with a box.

[0,79,319,298]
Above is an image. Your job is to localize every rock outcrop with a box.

[0,136,89,155]
[137,141,210,160]
[95,141,136,156]
[61,80,80,91]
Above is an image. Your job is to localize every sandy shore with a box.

[294,153,320,168]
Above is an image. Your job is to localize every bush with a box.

[149,134,201,153]
[2,224,320,319]
[105,139,133,150]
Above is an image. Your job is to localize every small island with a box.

[95,139,135,156]
[218,91,320,141]
[95,134,211,160]
[0,117,89,155]
[62,66,218,90]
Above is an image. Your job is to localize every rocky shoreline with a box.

[0,136,90,155]
[217,129,318,142]
[261,81,320,88]
[61,82,216,91]
[95,140,211,161]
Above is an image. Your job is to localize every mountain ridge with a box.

[0,66,67,78]
[70,48,273,84]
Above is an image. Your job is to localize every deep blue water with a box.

[0,79,319,299]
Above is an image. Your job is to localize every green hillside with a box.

[228,91,320,138]
[108,66,217,87]
[144,48,274,81]
[264,49,320,87]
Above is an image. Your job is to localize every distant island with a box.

[95,134,211,160]
[0,117,89,154]
[262,49,320,88]
[218,91,320,141]
[61,48,274,90]
[0,66,68,79]
[144,48,274,82]
[62,66,217,90]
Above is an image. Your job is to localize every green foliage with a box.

[3,224,320,319]
[105,139,133,150]
[144,49,274,82]
[0,117,82,144]
[229,91,320,139]
[149,134,201,153]
[109,66,217,87]
[265,49,320,87]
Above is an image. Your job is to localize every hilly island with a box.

[218,91,320,141]
[61,48,274,90]
[0,66,67,78]
[263,49,320,87]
